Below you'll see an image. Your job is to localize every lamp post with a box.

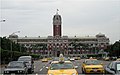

[20,44,22,52]
[11,31,20,35]
[10,42,13,61]
[93,44,96,54]
[10,31,20,61]
[0,19,6,22]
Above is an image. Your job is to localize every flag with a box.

[57,9,59,11]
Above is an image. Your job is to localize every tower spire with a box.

[56,9,59,14]
[53,9,62,37]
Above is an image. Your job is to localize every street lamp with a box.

[11,31,20,35]
[0,19,6,22]
[93,44,96,54]
[20,44,22,52]
[10,31,20,61]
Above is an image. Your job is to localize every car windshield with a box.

[85,60,101,65]
[18,57,31,62]
[117,63,120,71]
[50,63,74,70]
[7,62,24,68]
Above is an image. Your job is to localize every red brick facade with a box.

[53,25,61,36]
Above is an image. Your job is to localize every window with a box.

[117,63,120,70]
[56,17,59,20]
[50,63,74,70]
[107,62,113,69]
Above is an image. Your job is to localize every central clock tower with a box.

[53,10,62,37]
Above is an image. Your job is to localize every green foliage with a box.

[0,37,43,64]
[1,37,27,52]
[112,41,120,57]
[87,54,99,58]
[1,49,20,64]
[31,43,47,50]
[0,37,28,64]
[30,54,40,59]
[105,40,120,57]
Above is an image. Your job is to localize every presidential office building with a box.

[8,11,109,57]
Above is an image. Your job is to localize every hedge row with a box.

[87,54,102,57]
[0,49,40,64]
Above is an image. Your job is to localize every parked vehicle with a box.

[18,56,34,73]
[4,61,28,74]
[116,58,120,61]
[105,61,120,74]
[42,58,48,62]
[111,57,117,60]
[104,57,110,61]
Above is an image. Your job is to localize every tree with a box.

[1,37,29,64]
[112,41,120,57]
[104,40,120,57]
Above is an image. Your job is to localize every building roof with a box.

[17,37,47,39]
[68,36,97,39]
[10,36,97,40]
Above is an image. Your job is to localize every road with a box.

[33,59,110,74]
[0,59,110,74]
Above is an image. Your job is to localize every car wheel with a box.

[28,69,32,74]
[32,70,34,73]
[4,74,8,75]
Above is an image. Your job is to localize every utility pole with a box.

[10,31,20,61]
[10,42,12,61]
[20,44,22,52]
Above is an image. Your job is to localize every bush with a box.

[1,48,41,64]
[30,54,40,60]
[87,54,99,58]
[0,49,29,64]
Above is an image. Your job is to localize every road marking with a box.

[39,62,49,71]
[43,66,45,68]
[39,61,51,72]
[36,73,38,75]
[39,66,45,71]
[40,68,43,71]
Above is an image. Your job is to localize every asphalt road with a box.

[34,59,110,74]
[0,59,110,75]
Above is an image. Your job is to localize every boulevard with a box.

[0,59,111,74]
[1,0,120,75]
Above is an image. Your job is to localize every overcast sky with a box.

[0,0,120,44]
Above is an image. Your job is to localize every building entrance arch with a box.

[57,51,60,57]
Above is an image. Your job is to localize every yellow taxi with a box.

[116,58,120,61]
[74,57,81,60]
[47,57,52,60]
[82,58,104,74]
[104,57,110,61]
[42,58,48,62]
[77,57,81,60]
[47,54,78,75]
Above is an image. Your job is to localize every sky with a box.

[0,0,120,44]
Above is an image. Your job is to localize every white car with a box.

[18,56,34,73]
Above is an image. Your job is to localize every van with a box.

[18,56,34,73]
